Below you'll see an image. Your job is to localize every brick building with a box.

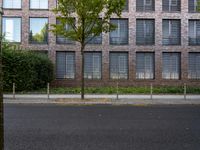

[1,0,200,87]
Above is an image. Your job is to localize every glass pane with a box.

[29,18,48,44]
[110,19,128,45]
[3,17,21,42]
[30,0,48,9]
[3,0,21,8]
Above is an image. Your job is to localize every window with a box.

[189,20,200,45]
[136,53,154,79]
[162,53,181,79]
[163,0,180,11]
[188,53,200,79]
[145,0,152,6]
[162,19,181,45]
[136,0,155,11]
[110,52,128,79]
[56,19,74,44]
[3,0,21,9]
[30,0,48,9]
[189,0,200,12]
[110,19,128,45]
[123,0,129,11]
[29,18,48,44]
[136,19,155,45]
[2,17,21,42]
[84,52,102,79]
[87,33,102,44]
[56,52,75,79]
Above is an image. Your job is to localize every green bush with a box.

[2,44,54,91]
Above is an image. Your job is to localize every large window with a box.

[136,52,154,79]
[30,0,48,9]
[56,19,74,44]
[3,0,21,9]
[136,0,155,11]
[189,20,200,45]
[2,17,21,42]
[29,18,48,44]
[56,52,75,79]
[162,19,181,45]
[189,0,200,12]
[163,0,181,12]
[84,52,102,79]
[110,19,128,45]
[136,19,155,45]
[162,53,181,79]
[110,52,128,79]
[188,53,200,79]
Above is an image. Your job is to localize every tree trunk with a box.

[81,44,85,99]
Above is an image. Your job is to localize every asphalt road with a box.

[4,104,200,150]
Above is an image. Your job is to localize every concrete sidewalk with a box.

[3,94,200,105]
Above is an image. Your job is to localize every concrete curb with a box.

[3,98,200,105]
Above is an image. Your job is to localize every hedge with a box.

[2,44,54,91]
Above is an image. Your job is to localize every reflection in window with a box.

[56,19,74,44]
[3,0,21,9]
[29,18,48,44]
[30,0,48,9]
[110,19,129,45]
[2,17,21,42]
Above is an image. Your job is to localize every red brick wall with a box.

[1,0,200,87]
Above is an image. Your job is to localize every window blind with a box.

[110,52,128,79]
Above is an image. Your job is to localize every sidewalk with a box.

[3,94,200,105]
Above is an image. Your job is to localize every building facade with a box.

[1,0,200,87]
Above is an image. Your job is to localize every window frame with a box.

[29,17,49,44]
[162,52,181,80]
[3,0,22,9]
[188,52,200,79]
[136,52,155,80]
[29,0,49,10]
[109,52,129,80]
[109,18,129,45]
[84,52,102,80]
[2,16,22,43]
[56,51,76,80]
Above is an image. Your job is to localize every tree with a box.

[51,0,125,99]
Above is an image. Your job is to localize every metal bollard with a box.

[184,83,187,100]
[150,84,153,100]
[13,83,15,99]
[47,83,50,99]
[116,82,119,100]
